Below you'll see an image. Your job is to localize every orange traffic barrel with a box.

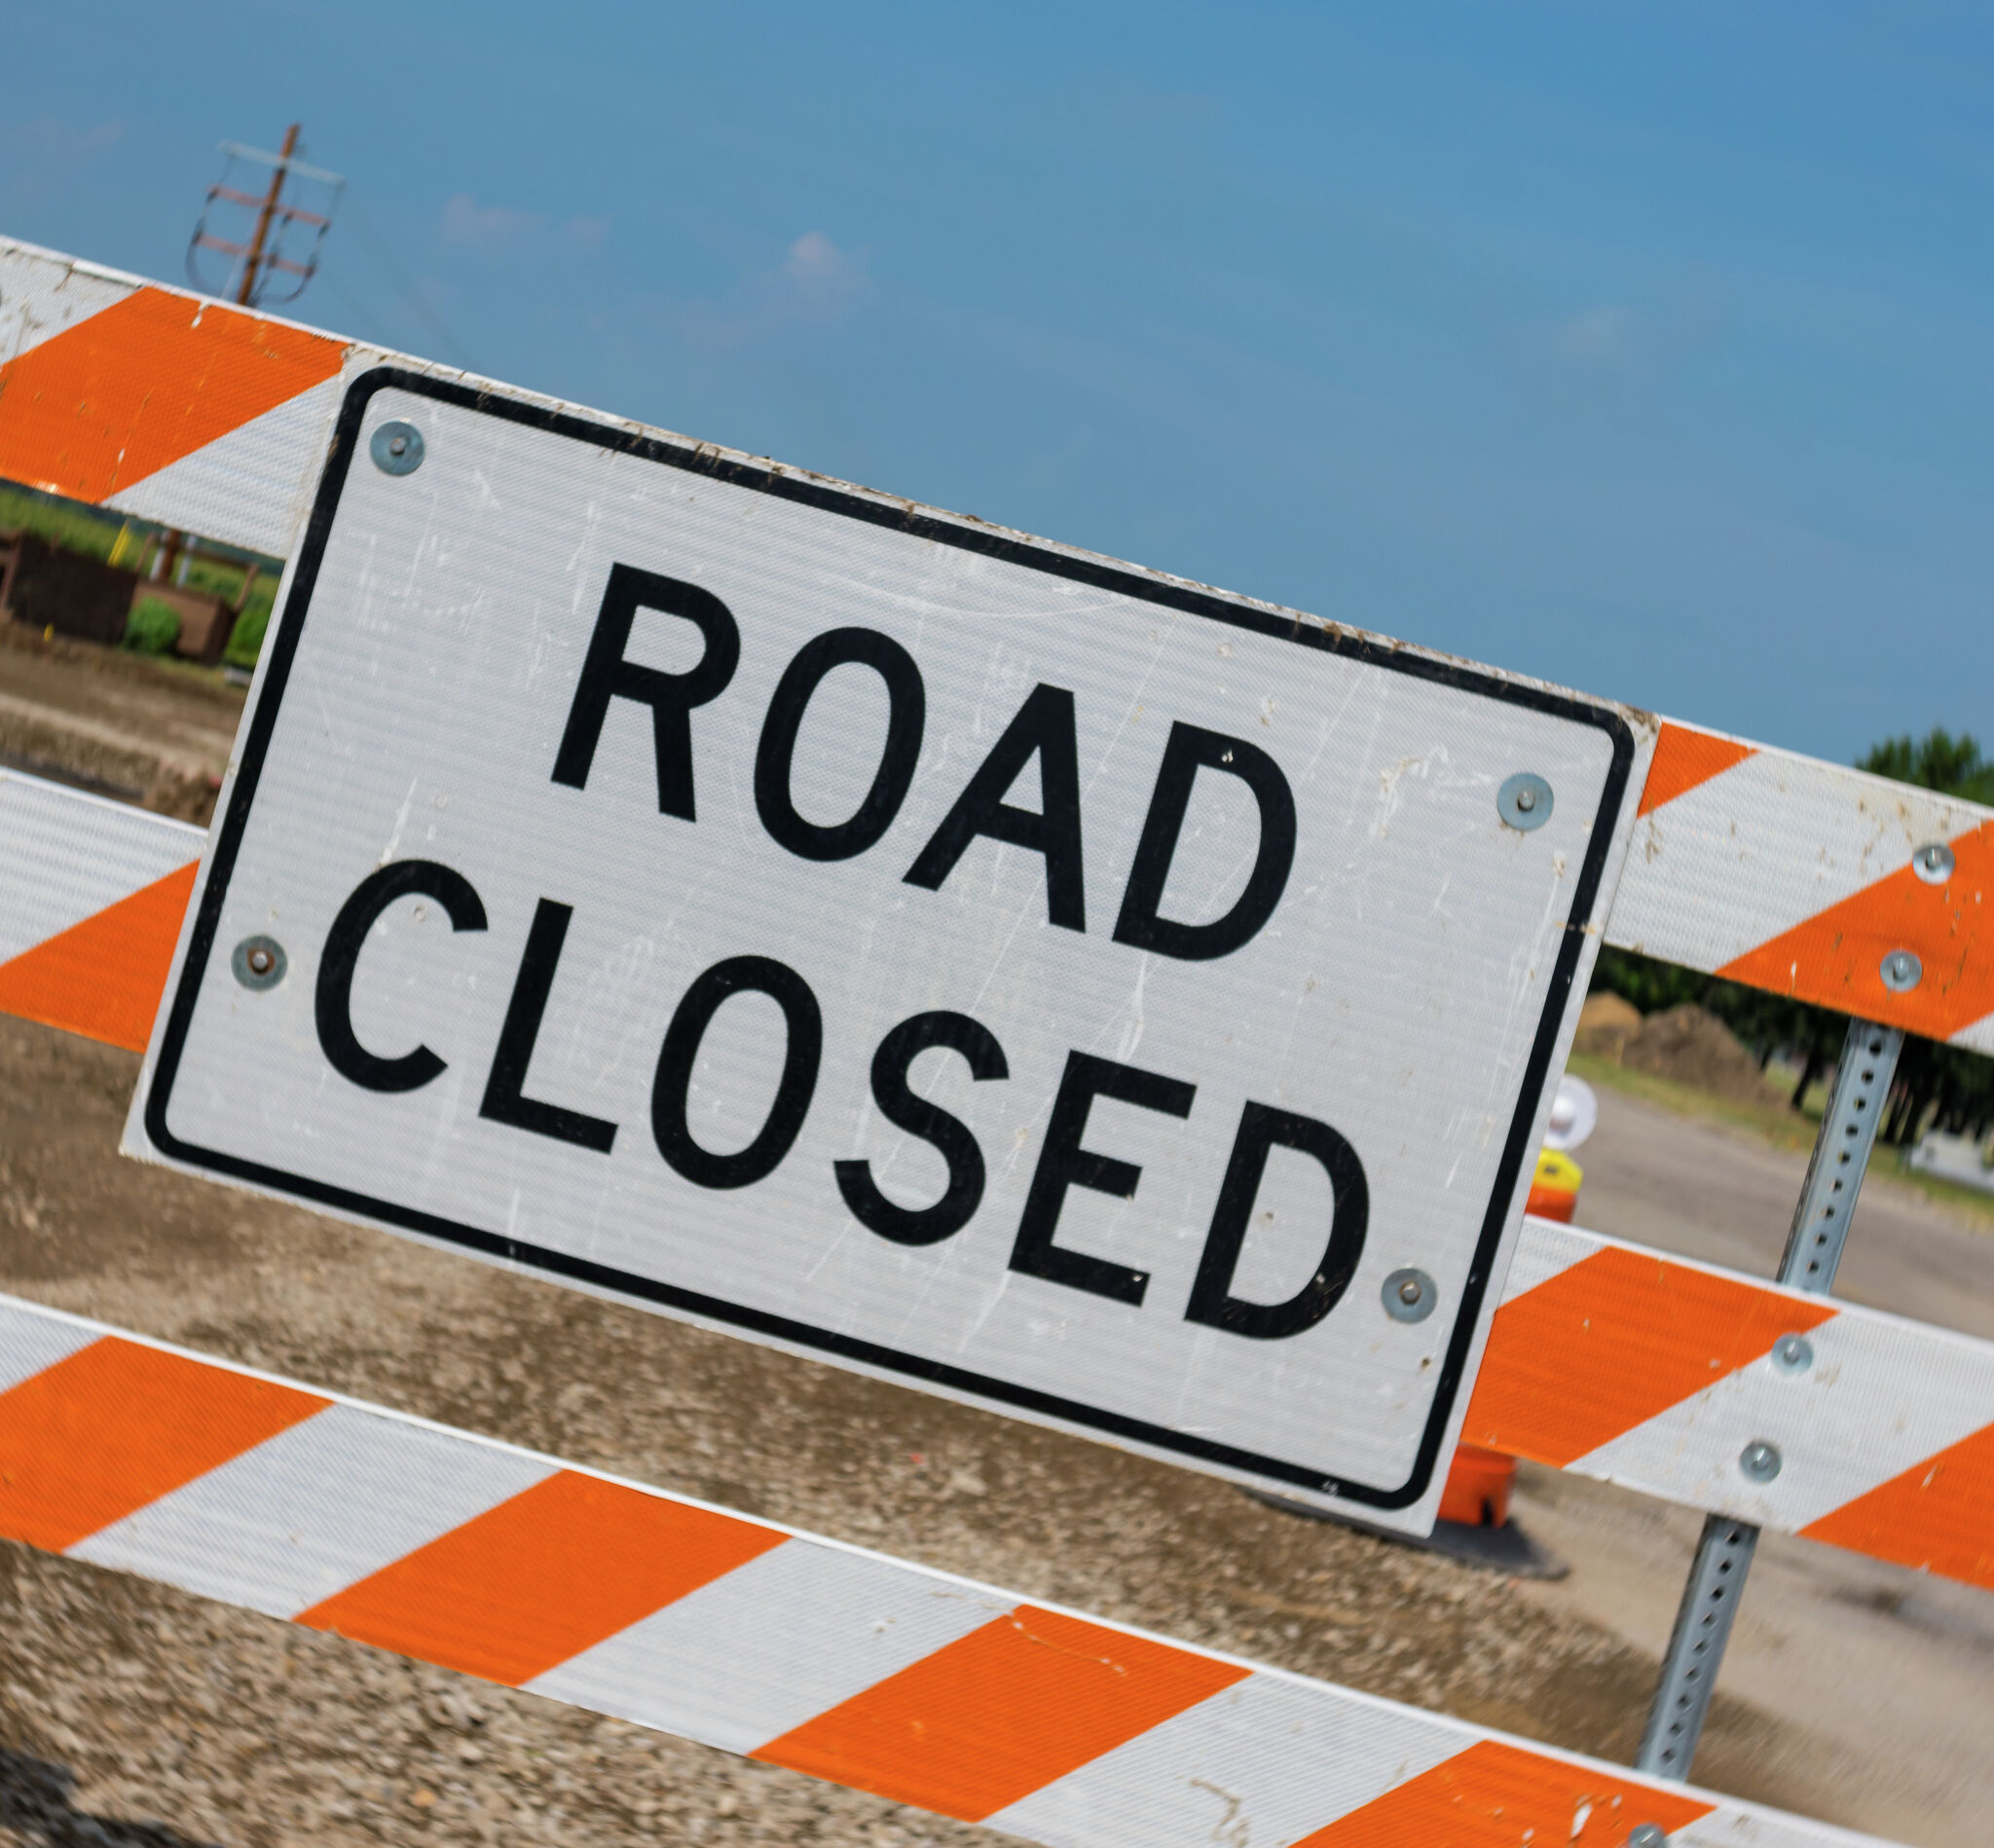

[1526,1147,1583,1223]
[1439,1443,1518,1528]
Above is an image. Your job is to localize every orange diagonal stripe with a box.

[0,861,198,1051]
[1801,1420,1994,1591]
[1637,721,1756,817]
[756,1604,1246,1822]
[1463,1245,1834,1466]
[0,1336,326,1552]
[1718,820,1994,1040]
[0,285,345,503]
[1294,1739,1712,1846]
[296,1470,786,1686]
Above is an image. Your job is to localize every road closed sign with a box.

[129,373,1644,1531]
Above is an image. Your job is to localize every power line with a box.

[338,193,480,372]
[186,126,343,309]
[313,263,410,355]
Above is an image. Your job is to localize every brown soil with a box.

[1618,1004,1779,1106]
[1573,990,1642,1059]
[0,621,241,822]
[0,1019,1838,1848]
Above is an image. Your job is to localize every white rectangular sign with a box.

[129,373,1643,1532]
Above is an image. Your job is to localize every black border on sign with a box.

[146,368,1636,1511]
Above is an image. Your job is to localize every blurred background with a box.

[4,0,1992,761]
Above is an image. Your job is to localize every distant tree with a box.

[1858,727,1994,806]
[1590,947,1703,1016]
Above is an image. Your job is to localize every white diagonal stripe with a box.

[528,1535,1008,1753]
[105,372,351,564]
[69,1401,553,1615]
[1500,1214,1594,1303]
[988,1670,1459,1848]
[0,1300,100,1393]
[1571,1307,1994,1531]
[0,774,200,964]
[1606,741,1989,974]
[0,244,133,364]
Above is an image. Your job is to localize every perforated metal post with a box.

[1635,1016,1902,1780]
[1779,1018,1904,1294]
[1634,1514,1758,1778]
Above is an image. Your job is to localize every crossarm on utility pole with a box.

[236,122,301,307]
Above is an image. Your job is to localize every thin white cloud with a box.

[440,192,547,246]
[1550,305,1643,374]
[783,230,859,296]
[438,195,609,260]
[1539,295,1722,391]
[5,115,123,168]
[678,232,869,348]
[1,116,125,209]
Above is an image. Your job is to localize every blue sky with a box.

[6,3,1991,763]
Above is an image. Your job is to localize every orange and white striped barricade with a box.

[3,235,1993,1844]
[4,240,1987,1056]
[2,775,1982,1593]
[0,1290,1897,1848]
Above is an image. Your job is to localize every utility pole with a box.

[236,123,301,306]
[186,126,342,311]
[171,124,340,584]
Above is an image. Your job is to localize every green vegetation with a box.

[0,482,125,560]
[1569,1051,1817,1149]
[1858,728,1994,806]
[223,601,273,668]
[2,479,280,669]
[123,597,181,656]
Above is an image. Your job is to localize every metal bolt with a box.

[1912,841,1955,885]
[1739,1440,1782,1484]
[1382,1267,1437,1323]
[1770,1334,1814,1376]
[1627,1829,1670,1848]
[370,420,425,476]
[1496,772,1554,832]
[231,934,287,991]
[1879,948,1922,993]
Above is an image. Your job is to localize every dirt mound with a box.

[1574,990,1642,1058]
[1621,1003,1773,1105]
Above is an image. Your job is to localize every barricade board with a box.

[10,238,1993,1053]
[0,1290,1902,1848]
[123,371,1645,1532]
[11,765,1990,1588]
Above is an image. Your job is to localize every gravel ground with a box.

[1,1538,991,1848]
[0,1019,1847,1847]
[0,626,238,822]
